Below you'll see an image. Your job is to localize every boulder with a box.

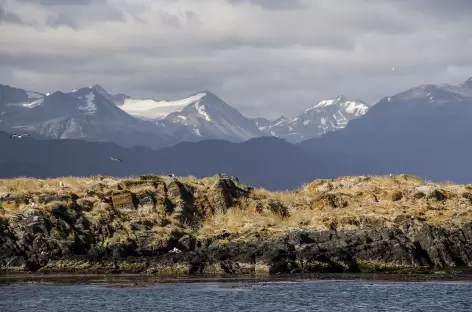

[415,186,446,201]
[323,193,348,209]
[111,191,137,210]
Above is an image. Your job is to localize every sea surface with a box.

[1,277,471,312]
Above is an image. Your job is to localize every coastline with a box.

[2,175,472,279]
[3,272,472,288]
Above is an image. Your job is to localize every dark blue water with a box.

[1,280,471,312]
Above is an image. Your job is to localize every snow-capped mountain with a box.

[163,91,262,141]
[260,96,369,143]
[119,92,207,121]
[299,77,472,181]
[0,84,184,148]
[120,91,262,142]
[0,84,262,147]
[384,81,472,106]
[77,84,131,106]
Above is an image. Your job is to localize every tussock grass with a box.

[1,174,472,240]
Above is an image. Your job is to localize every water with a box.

[1,279,471,312]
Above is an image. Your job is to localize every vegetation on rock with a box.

[1,174,472,275]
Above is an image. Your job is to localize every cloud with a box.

[0,8,24,24]
[12,0,124,29]
[17,0,104,6]
[0,0,471,119]
[227,0,305,10]
[383,0,472,18]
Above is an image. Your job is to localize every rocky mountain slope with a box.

[260,96,369,142]
[121,91,262,142]
[1,174,471,275]
[163,92,262,141]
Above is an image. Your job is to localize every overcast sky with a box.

[1,0,472,118]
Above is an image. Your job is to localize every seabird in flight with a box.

[9,133,30,139]
[110,157,123,163]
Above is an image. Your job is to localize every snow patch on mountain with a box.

[194,101,211,121]
[261,96,369,143]
[120,92,207,120]
[78,92,97,115]
[193,127,201,136]
[308,99,334,109]
[22,98,44,108]
[252,117,272,131]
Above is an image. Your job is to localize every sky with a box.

[1,0,472,119]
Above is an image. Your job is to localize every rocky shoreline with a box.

[1,174,472,276]
[3,271,472,288]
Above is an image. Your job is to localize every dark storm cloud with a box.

[1,0,471,118]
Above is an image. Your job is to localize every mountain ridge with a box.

[2,76,472,189]
[1,83,372,147]
[259,96,369,142]
[298,76,472,181]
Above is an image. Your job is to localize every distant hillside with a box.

[299,77,472,183]
[0,131,336,191]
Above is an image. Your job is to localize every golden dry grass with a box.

[1,174,472,240]
[199,174,472,237]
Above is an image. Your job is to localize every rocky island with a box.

[1,174,472,276]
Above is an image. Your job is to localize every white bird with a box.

[110,157,123,163]
[169,247,181,254]
[59,181,70,188]
[392,67,395,71]
[9,133,30,139]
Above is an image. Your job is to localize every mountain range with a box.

[1,77,472,190]
[299,77,472,181]
[0,83,368,148]
[258,96,369,142]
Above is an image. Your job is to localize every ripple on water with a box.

[0,280,472,312]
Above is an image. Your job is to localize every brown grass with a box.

[1,174,472,240]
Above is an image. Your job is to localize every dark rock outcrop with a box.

[1,205,472,275]
[1,175,472,276]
